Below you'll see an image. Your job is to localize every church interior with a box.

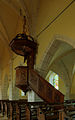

[0,0,75,119]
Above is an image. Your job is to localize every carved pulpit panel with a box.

[15,66,28,92]
[29,69,64,104]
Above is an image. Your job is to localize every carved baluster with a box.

[16,103,20,120]
[37,108,45,120]
[7,102,10,120]
[25,105,30,120]
[9,102,13,120]
[1,101,4,116]
[59,110,64,120]
[0,100,1,113]
[4,101,8,117]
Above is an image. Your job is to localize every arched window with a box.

[46,71,59,90]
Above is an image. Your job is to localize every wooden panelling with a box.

[29,69,64,104]
[15,66,29,93]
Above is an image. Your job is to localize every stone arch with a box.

[39,34,75,69]
[70,64,75,90]
[39,35,74,76]
[38,35,75,99]
[55,34,75,48]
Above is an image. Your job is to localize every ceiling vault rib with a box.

[49,49,75,69]
[39,40,62,72]
[0,30,12,57]
[61,59,71,83]
[0,16,9,41]
[1,0,21,16]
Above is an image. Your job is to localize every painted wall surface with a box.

[34,0,75,98]
[59,77,66,96]
[35,0,75,65]
[1,63,10,99]
[71,73,75,94]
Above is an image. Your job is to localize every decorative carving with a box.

[15,66,29,93]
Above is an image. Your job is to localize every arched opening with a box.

[39,36,75,100]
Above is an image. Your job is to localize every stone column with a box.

[2,74,8,100]
[9,59,13,100]
[65,86,70,100]
[9,59,20,100]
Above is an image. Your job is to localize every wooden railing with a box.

[0,100,75,120]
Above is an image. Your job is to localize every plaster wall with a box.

[35,0,75,65]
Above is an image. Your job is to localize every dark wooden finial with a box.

[23,16,26,33]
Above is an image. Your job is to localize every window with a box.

[21,90,25,96]
[46,71,59,90]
